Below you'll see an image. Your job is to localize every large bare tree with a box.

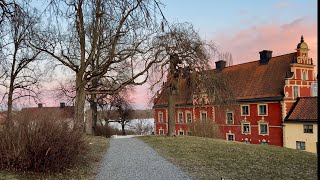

[31,0,165,131]
[0,3,43,127]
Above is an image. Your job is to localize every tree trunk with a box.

[121,123,126,135]
[75,74,86,132]
[6,83,14,128]
[168,92,176,136]
[91,94,97,135]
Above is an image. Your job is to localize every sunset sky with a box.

[38,0,317,110]
[130,0,318,109]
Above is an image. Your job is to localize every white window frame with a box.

[178,111,183,123]
[226,133,235,141]
[259,122,269,135]
[242,122,251,134]
[159,129,164,135]
[257,104,268,116]
[178,129,184,136]
[200,111,207,122]
[293,86,299,99]
[226,112,234,124]
[241,105,250,116]
[302,70,307,81]
[303,124,313,133]
[186,111,192,123]
[158,112,163,123]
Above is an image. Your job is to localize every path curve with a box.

[96,136,191,180]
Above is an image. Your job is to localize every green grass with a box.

[139,136,317,180]
[0,135,109,180]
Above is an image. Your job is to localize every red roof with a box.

[285,97,318,122]
[154,52,296,106]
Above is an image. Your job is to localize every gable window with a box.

[186,112,192,123]
[158,112,163,123]
[241,105,249,116]
[293,86,299,99]
[226,112,233,124]
[201,111,207,122]
[259,123,268,135]
[242,123,250,134]
[302,71,307,81]
[227,134,234,141]
[258,104,267,116]
[304,125,313,133]
[296,141,305,150]
[178,112,183,123]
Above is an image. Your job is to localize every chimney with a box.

[259,50,272,64]
[60,102,65,108]
[215,60,226,70]
[38,103,43,108]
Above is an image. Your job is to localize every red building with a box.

[153,36,317,146]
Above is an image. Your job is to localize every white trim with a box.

[178,128,184,136]
[200,110,207,122]
[177,111,183,123]
[258,122,269,135]
[241,122,251,135]
[158,111,163,123]
[159,128,164,135]
[185,111,192,123]
[257,104,268,116]
[226,132,235,141]
[226,111,234,124]
[240,104,250,116]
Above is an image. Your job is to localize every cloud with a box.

[212,18,317,67]
[273,2,289,9]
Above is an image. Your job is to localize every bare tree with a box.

[31,0,166,131]
[150,22,217,136]
[128,119,153,135]
[0,3,43,127]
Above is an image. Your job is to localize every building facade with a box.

[153,36,317,147]
[284,97,318,153]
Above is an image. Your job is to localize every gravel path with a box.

[96,136,191,180]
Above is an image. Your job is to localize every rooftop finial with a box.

[301,35,304,42]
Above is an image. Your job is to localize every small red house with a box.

[153,36,317,146]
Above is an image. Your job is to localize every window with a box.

[158,112,163,123]
[302,71,307,80]
[201,111,207,122]
[244,138,250,144]
[241,105,249,116]
[179,130,184,136]
[242,123,250,134]
[159,129,164,135]
[293,86,299,99]
[258,104,267,116]
[227,134,234,141]
[178,112,183,123]
[226,112,233,124]
[187,131,192,136]
[186,112,192,123]
[304,125,313,133]
[296,141,306,150]
[261,141,268,145]
[259,123,268,135]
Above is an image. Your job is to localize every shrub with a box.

[190,120,222,138]
[95,125,115,138]
[0,111,87,172]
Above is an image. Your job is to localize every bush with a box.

[0,111,87,172]
[190,120,222,138]
[95,125,115,138]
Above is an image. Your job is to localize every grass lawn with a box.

[0,135,109,180]
[139,136,317,180]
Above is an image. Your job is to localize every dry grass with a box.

[0,135,109,180]
[139,136,317,180]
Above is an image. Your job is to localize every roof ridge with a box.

[213,52,296,70]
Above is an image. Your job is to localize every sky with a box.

[130,0,318,109]
[37,0,317,110]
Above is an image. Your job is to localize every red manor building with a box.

[153,36,317,146]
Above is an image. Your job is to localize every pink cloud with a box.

[212,19,317,67]
[273,2,289,9]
